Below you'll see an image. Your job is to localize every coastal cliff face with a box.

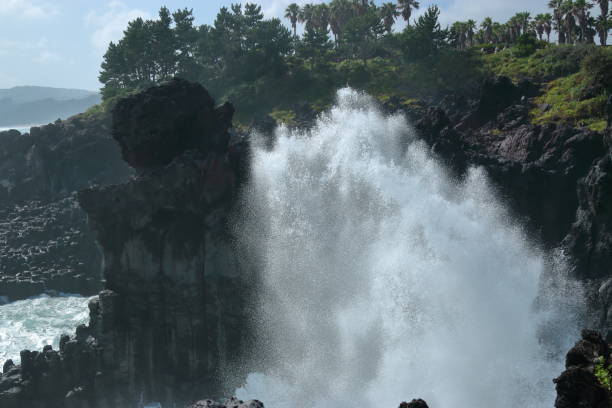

[0,115,131,300]
[0,79,251,407]
[394,77,611,327]
[0,74,610,407]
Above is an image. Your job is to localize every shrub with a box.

[595,356,612,391]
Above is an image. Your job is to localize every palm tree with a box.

[492,22,504,44]
[450,21,468,49]
[312,3,330,30]
[595,14,609,45]
[298,4,316,30]
[379,2,400,34]
[595,0,609,17]
[397,0,420,25]
[572,0,594,43]
[515,12,532,35]
[466,20,477,46]
[481,17,494,43]
[285,3,300,36]
[549,0,566,43]
[534,14,546,39]
[329,0,353,42]
[562,0,577,44]
[542,13,554,41]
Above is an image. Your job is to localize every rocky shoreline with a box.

[0,113,131,301]
[0,76,610,406]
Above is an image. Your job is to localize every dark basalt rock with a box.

[564,152,612,280]
[112,77,234,168]
[412,75,612,340]
[0,114,131,300]
[0,79,250,408]
[415,77,607,254]
[399,399,429,408]
[188,398,265,408]
[554,330,611,408]
[477,76,521,119]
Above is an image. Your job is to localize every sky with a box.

[0,0,556,91]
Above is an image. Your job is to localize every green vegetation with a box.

[527,46,611,130]
[92,0,610,128]
[484,43,605,81]
[595,356,612,391]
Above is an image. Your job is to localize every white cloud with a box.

[0,0,58,20]
[420,0,551,26]
[34,51,61,64]
[85,1,151,54]
[0,37,48,56]
[260,0,325,20]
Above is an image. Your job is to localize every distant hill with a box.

[0,86,101,128]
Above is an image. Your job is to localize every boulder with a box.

[112,77,234,168]
[399,399,429,408]
[554,330,611,408]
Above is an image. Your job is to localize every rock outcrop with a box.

[554,330,611,408]
[188,398,264,408]
[112,79,234,168]
[399,399,429,408]
[399,76,611,334]
[0,79,251,407]
[0,114,131,300]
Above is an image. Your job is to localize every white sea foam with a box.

[0,295,92,365]
[235,89,583,408]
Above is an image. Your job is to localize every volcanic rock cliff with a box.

[0,78,251,407]
[0,115,131,300]
[390,76,612,334]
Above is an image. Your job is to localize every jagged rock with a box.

[0,79,250,408]
[399,399,429,408]
[554,330,611,408]
[477,76,521,119]
[2,360,14,374]
[417,94,606,247]
[564,151,612,279]
[112,77,234,168]
[0,113,131,300]
[188,397,265,408]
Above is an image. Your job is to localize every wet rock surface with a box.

[0,114,131,300]
[112,78,234,168]
[188,398,265,408]
[403,76,612,334]
[0,79,250,407]
[0,196,101,299]
[399,399,429,408]
[554,330,611,408]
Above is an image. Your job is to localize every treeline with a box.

[451,0,609,49]
[98,0,610,106]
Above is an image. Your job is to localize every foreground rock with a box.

[0,114,131,300]
[0,79,250,407]
[554,330,611,408]
[399,399,429,408]
[188,398,264,408]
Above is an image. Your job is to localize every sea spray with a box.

[0,295,91,365]
[235,89,583,407]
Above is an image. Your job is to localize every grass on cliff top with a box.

[530,47,611,132]
[483,44,600,82]
[531,72,608,131]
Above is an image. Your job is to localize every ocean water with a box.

[234,88,583,408]
[0,295,92,365]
